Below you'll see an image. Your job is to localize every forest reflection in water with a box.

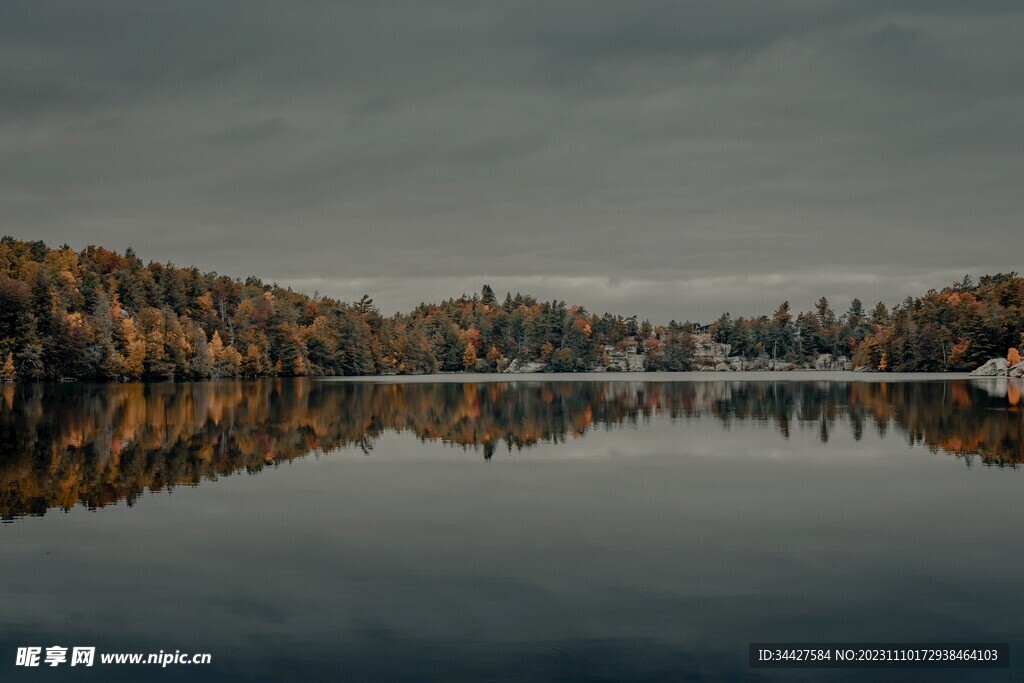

[1,376,1021,520]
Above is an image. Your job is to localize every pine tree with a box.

[870,301,889,326]
[964,309,999,366]
[847,298,865,327]
[481,284,496,306]
[770,301,795,359]
[815,297,836,327]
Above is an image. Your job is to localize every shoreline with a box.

[324,370,982,383]
[4,370,1002,386]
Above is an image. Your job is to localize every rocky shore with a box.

[970,358,1024,378]
[502,348,853,374]
[500,353,1024,376]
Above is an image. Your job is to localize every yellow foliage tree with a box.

[485,346,502,364]
[209,331,225,377]
[210,330,224,355]
[196,291,214,313]
[462,342,477,370]
[221,345,242,376]
[1009,347,1021,367]
[2,352,14,380]
[242,344,264,375]
[119,318,146,379]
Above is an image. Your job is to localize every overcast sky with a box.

[2,1,1022,321]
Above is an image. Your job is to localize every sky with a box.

[2,1,1022,322]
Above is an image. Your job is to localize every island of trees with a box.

[1,236,1022,381]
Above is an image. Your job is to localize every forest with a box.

[1,236,1022,380]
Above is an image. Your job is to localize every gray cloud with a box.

[1,1,1022,321]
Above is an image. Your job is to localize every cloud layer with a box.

[2,1,1022,319]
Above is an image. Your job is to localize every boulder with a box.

[814,353,850,370]
[714,362,732,372]
[504,360,546,374]
[1010,361,1024,379]
[969,358,1008,377]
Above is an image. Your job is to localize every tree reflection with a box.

[1,378,1021,519]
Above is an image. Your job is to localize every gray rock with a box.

[814,353,850,370]
[714,362,732,372]
[1009,361,1024,379]
[969,358,1008,377]
[503,359,546,374]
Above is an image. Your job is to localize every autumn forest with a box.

[1,236,1022,381]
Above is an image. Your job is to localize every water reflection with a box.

[1,378,1021,519]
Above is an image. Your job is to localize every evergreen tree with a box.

[481,284,496,306]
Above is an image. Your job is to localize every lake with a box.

[2,373,1023,681]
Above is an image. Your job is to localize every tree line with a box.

[1,237,1021,380]
[709,273,1023,371]
[0,237,648,380]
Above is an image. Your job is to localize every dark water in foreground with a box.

[2,375,1023,681]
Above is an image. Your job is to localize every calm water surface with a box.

[2,374,1023,681]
